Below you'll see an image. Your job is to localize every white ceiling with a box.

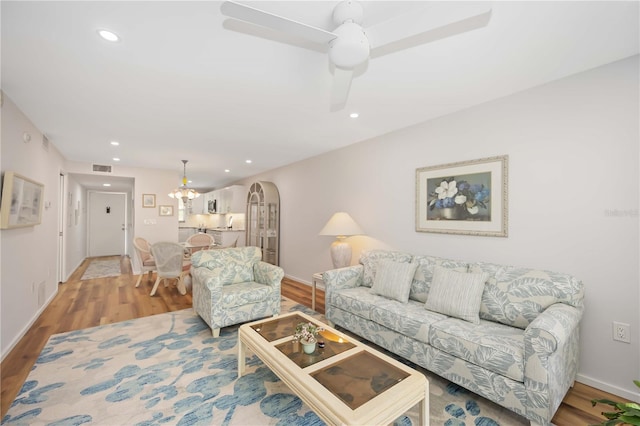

[2,1,638,191]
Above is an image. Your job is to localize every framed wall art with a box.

[142,194,156,208]
[159,205,174,216]
[0,171,44,229]
[416,155,508,237]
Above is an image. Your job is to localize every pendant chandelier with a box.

[168,160,200,203]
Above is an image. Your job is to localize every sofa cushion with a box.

[221,282,274,308]
[329,286,386,320]
[410,255,469,303]
[425,267,489,324]
[470,262,585,329]
[191,247,261,285]
[429,318,525,382]
[360,250,413,288]
[370,298,448,344]
[371,260,418,303]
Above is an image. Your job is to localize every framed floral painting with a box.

[416,156,508,237]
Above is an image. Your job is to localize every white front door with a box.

[88,192,126,256]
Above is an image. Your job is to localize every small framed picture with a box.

[142,194,156,208]
[159,205,174,216]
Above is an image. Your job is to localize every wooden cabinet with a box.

[246,181,279,265]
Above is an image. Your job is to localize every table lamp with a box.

[319,212,364,269]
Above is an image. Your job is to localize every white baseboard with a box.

[284,273,326,290]
[577,373,640,401]
[284,273,311,286]
[1,286,58,362]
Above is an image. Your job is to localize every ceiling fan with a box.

[220,1,492,111]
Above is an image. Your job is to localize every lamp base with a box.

[330,238,352,269]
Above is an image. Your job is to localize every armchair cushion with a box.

[221,282,276,308]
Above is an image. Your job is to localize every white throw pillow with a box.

[371,259,418,303]
[425,266,488,324]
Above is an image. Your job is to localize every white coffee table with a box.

[238,311,429,425]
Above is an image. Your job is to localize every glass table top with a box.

[311,351,410,410]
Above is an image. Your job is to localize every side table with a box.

[311,272,324,311]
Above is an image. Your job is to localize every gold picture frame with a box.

[159,205,174,216]
[416,156,508,237]
[142,194,156,208]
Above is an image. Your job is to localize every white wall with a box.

[238,56,640,399]
[1,95,65,358]
[1,98,179,358]
[64,174,87,280]
[64,161,179,274]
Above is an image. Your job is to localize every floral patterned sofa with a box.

[323,250,584,425]
[191,247,284,337]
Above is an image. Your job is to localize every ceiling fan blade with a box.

[221,1,337,45]
[330,68,354,112]
[367,2,492,59]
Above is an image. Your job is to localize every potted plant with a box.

[591,380,640,425]
[293,322,323,354]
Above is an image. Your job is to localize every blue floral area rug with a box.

[3,299,527,425]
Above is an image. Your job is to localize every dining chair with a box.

[133,237,156,288]
[150,242,189,296]
[186,232,215,253]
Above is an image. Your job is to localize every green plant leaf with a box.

[593,398,623,407]
[618,414,640,426]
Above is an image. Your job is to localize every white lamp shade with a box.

[318,212,364,237]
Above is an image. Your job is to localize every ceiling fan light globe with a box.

[329,22,370,69]
[333,0,364,26]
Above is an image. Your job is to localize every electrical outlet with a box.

[613,321,630,343]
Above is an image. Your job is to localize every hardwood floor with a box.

[0,257,624,424]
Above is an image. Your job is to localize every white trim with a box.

[0,287,58,362]
[576,374,640,401]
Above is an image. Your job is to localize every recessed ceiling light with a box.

[113,157,120,162]
[110,141,119,146]
[350,112,359,118]
[224,169,230,173]
[245,160,252,164]
[98,29,119,42]
[103,183,111,187]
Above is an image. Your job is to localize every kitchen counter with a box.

[207,228,246,247]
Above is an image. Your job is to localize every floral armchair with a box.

[190,246,284,337]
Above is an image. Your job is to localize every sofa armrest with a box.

[323,265,364,291]
[254,261,284,287]
[525,303,582,355]
[523,303,583,423]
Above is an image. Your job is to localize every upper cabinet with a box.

[215,185,246,214]
[188,195,205,215]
